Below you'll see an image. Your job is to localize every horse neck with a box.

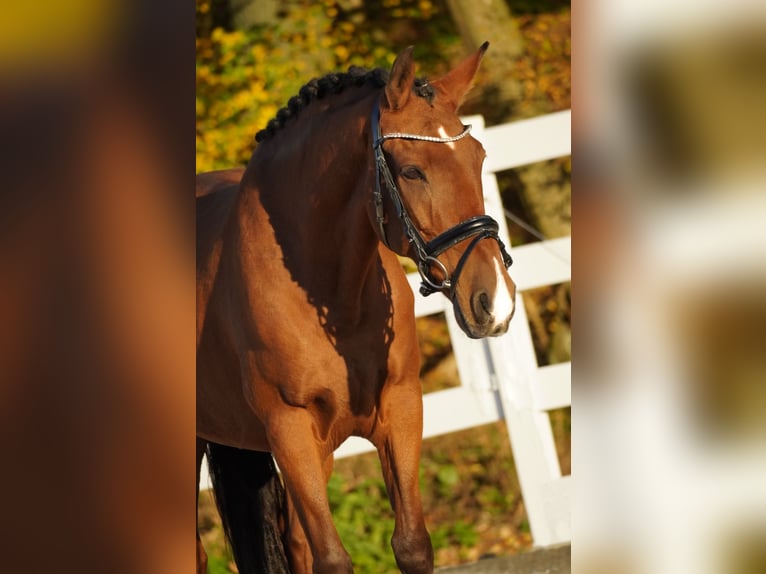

[241,88,384,313]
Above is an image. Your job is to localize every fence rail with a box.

[201,110,572,548]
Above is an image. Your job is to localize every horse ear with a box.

[384,46,416,111]
[432,41,489,111]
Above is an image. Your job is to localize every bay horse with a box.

[196,43,516,574]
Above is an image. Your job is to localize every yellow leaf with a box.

[334,45,349,62]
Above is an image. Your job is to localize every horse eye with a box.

[401,166,426,181]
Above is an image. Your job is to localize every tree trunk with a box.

[230,0,279,28]
[446,0,570,246]
[445,0,524,110]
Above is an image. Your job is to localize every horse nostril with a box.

[479,292,491,314]
[491,317,511,335]
[472,291,493,325]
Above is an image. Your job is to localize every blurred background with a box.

[195,0,571,572]
[574,1,766,573]
[0,1,194,572]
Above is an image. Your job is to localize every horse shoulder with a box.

[378,248,421,380]
[196,170,243,347]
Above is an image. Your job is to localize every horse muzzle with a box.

[454,256,516,339]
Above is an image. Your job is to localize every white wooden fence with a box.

[202,110,572,548]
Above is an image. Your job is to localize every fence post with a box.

[469,112,572,546]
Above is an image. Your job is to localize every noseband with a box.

[371,102,513,297]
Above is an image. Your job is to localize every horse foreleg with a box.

[196,437,208,574]
[285,454,335,574]
[374,383,434,574]
[268,411,352,574]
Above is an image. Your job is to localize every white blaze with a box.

[491,256,515,324]
[437,125,456,150]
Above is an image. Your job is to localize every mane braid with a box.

[254,66,432,143]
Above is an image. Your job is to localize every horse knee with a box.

[392,529,434,574]
[311,550,353,574]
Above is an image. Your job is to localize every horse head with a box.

[370,44,517,338]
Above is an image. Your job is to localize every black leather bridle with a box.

[371,102,513,297]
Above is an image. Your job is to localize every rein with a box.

[371,102,513,297]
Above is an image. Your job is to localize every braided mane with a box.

[255,66,435,143]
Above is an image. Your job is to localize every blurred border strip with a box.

[0,0,118,73]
